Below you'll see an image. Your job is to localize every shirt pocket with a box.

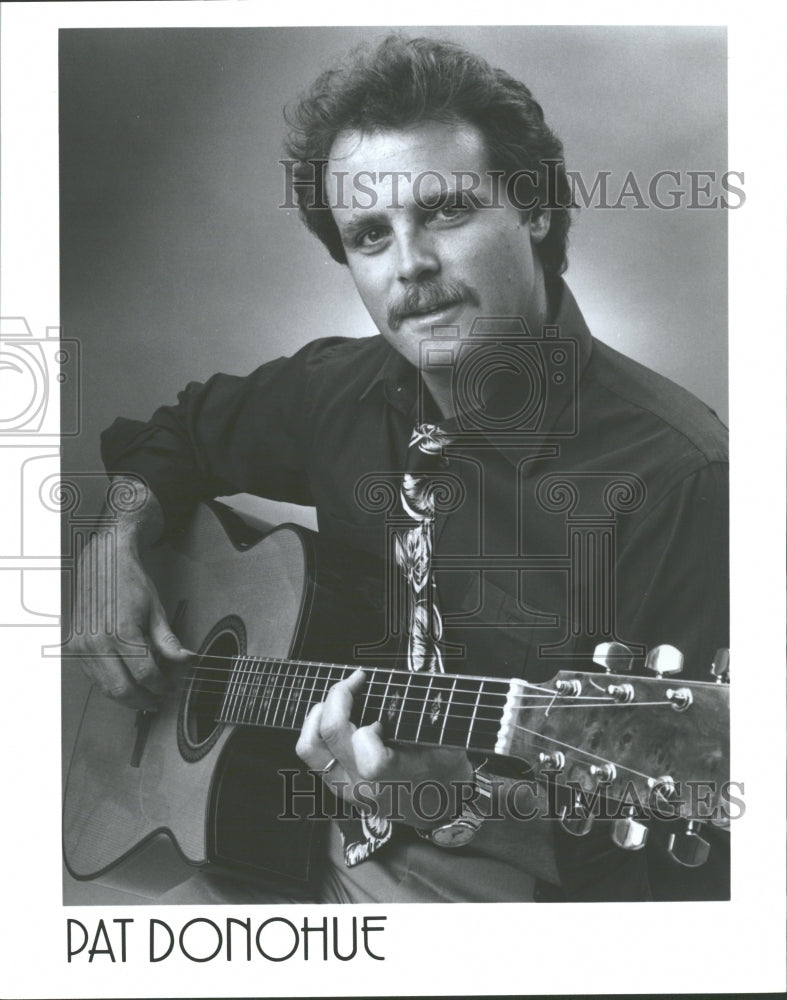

[443,571,576,683]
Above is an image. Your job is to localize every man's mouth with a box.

[404,299,463,319]
[388,281,481,330]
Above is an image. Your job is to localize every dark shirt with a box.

[102,281,729,900]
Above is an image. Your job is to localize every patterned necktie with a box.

[395,423,455,673]
[340,423,453,866]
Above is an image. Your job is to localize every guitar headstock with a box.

[501,645,730,858]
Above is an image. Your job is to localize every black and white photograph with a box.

[0,3,785,998]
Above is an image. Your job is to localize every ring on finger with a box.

[318,756,338,776]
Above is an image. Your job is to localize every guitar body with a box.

[63,502,382,895]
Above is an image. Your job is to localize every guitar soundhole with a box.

[178,615,247,762]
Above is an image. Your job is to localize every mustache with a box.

[387,281,480,331]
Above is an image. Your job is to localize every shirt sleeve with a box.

[100,338,345,534]
[615,459,730,679]
[551,459,730,902]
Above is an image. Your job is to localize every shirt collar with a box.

[358,279,594,424]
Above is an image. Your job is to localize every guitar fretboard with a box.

[213,657,510,754]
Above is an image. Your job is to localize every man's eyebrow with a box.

[337,211,390,239]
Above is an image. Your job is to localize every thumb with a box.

[150,609,193,661]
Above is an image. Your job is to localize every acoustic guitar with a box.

[63,501,730,897]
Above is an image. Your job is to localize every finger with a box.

[352,721,396,781]
[319,668,365,762]
[149,603,194,661]
[295,703,330,769]
[119,623,171,698]
[79,652,161,710]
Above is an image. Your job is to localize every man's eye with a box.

[357,227,389,248]
[435,201,471,221]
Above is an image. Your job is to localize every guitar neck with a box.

[214,656,511,755]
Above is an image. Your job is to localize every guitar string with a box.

[180,670,630,719]
[182,671,615,706]
[506,719,672,783]
[187,651,553,694]
[175,658,677,722]
[164,662,684,784]
[172,674,672,735]
[180,652,647,704]
[203,676,670,785]
[180,671,671,714]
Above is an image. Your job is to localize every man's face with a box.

[326,120,549,371]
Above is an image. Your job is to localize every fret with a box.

[289,664,310,731]
[391,673,413,739]
[263,659,285,726]
[415,674,433,743]
[241,656,258,723]
[360,668,375,725]
[274,660,292,728]
[371,669,402,738]
[254,659,273,725]
[438,676,457,746]
[395,672,432,744]
[227,656,247,723]
[321,664,337,702]
[379,670,393,728]
[240,658,254,723]
[466,680,510,754]
[216,656,236,723]
[272,660,294,728]
[413,672,455,747]
[281,663,298,729]
[392,672,412,740]
[306,663,323,716]
[244,658,263,723]
[430,676,490,751]
[360,668,386,727]
[466,679,483,748]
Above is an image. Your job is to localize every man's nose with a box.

[395,228,440,283]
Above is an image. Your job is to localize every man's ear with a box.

[529,208,551,245]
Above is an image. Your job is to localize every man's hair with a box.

[284,34,573,280]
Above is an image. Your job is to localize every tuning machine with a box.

[645,644,684,677]
[711,648,730,684]
[593,641,634,674]
[611,808,649,851]
[667,820,711,867]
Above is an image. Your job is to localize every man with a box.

[72,35,729,903]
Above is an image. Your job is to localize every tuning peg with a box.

[710,648,730,684]
[665,686,693,712]
[589,762,616,783]
[593,641,634,673]
[607,682,634,704]
[538,751,565,771]
[645,644,684,677]
[667,820,711,867]
[611,809,649,851]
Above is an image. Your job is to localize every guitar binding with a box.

[177,613,247,762]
